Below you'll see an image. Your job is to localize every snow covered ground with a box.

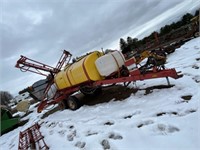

[1,37,200,150]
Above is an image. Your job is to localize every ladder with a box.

[18,123,49,150]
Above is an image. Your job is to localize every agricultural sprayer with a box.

[15,50,182,113]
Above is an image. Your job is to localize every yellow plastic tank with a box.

[54,51,103,90]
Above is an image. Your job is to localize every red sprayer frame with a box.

[15,50,182,113]
[37,58,182,113]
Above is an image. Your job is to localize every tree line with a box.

[120,9,199,54]
[0,91,13,107]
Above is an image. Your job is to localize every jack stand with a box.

[166,77,170,86]
[132,81,137,88]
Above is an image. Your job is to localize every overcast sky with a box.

[0,0,200,96]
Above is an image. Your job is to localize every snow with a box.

[1,37,200,150]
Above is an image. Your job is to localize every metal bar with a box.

[55,50,72,70]
[166,77,170,86]
[18,55,55,69]
[93,69,179,86]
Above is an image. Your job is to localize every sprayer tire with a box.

[67,96,81,110]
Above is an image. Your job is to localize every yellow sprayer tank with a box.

[54,51,103,90]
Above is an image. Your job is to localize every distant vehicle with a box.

[126,15,199,58]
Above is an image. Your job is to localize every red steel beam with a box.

[93,68,180,86]
[15,55,57,76]
[37,68,181,113]
[15,50,72,76]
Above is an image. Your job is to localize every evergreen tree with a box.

[119,11,198,52]
[160,25,172,35]
[149,32,155,40]
[127,37,133,46]
[181,13,194,25]
[175,21,183,29]
[195,9,199,16]
[132,38,139,49]
[120,38,128,54]
[170,22,177,30]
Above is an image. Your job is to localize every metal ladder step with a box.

[18,123,49,150]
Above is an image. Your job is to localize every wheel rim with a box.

[80,86,96,95]
[68,100,76,110]
[59,101,65,110]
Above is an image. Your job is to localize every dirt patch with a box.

[79,84,174,105]
[196,58,200,61]
[41,106,61,119]
[141,85,174,95]
[181,95,192,101]
[156,112,167,116]
[39,84,174,117]
[14,110,34,119]
[156,111,178,117]
[186,109,196,113]
[104,121,114,126]
[137,120,154,128]
[80,85,138,106]
[86,131,98,136]
[192,65,199,69]
[21,110,34,118]
[170,112,178,115]
[18,119,29,127]
[101,139,110,150]
[137,124,143,128]
[75,141,86,148]
[34,103,40,108]
[192,76,200,83]
[109,133,123,140]
[40,84,136,119]
[124,115,133,119]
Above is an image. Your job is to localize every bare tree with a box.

[0,91,13,106]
